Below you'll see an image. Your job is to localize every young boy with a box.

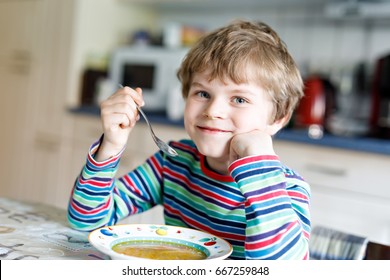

[68,20,311,260]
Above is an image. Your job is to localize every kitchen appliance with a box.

[80,68,107,106]
[293,75,337,138]
[326,62,371,137]
[109,46,188,112]
[370,53,390,138]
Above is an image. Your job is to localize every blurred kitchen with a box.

[0,0,389,259]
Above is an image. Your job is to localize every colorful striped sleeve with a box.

[228,155,311,260]
[67,138,164,231]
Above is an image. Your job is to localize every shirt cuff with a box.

[228,154,280,181]
[86,135,125,170]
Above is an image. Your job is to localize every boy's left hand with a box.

[229,130,276,164]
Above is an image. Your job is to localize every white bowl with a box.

[88,224,232,260]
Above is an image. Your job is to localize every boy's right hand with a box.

[95,86,144,162]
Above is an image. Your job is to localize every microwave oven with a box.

[109,46,188,112]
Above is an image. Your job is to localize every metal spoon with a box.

[119,85,178,157]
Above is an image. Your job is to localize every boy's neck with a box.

[204,156,230,175]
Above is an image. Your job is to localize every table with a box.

[0,197,108,260]
[2,197,388,260]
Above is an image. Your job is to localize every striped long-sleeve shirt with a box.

[68,138,311,259]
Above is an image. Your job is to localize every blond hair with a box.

[177,20,303,123]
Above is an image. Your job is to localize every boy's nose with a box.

[203,99,227,119]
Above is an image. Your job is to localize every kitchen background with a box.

[0,0,389,257]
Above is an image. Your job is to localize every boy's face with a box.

[184,71,281,160]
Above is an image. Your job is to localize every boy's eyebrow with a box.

[226,86,259,97]
[191,81,258,96]
[230,88,257,95]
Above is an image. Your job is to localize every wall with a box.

[67,1,390,108]
[66,0,158,107]
[156,4,390,77]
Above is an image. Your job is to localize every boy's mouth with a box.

[197,126,231,134]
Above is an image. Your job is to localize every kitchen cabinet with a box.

[0,0,156,210]
[0,0,38,199]
[0,0,75,207]
[274,140,390,245]
[25,0,77,210]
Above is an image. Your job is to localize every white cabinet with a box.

[274,140,390,245]
[25,0,77,210]
[0,0,75,208]
[0,0,39,199]
[0,0,155,210]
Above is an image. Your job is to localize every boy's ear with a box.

[266,115,290,136]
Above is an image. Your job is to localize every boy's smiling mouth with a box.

[197,125,232,134]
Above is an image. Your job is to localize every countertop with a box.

[70,106,390,156]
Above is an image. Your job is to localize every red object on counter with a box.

[295,76,327,127]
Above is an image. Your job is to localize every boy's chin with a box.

[197,144,228,159]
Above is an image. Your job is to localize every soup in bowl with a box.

[112,240,207,260]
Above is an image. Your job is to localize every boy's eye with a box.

[197,91,210,99]
[233,97,247,104]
